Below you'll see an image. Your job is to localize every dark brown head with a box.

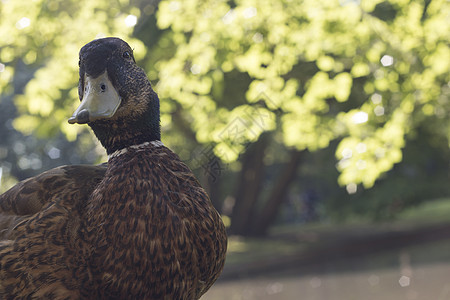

[69,37,160,154]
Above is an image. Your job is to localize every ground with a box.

[203,199,450,300]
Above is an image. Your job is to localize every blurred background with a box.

[0,0,449,299]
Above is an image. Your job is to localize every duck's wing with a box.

[0,164,107,239]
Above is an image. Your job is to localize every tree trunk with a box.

[229,133,270,235]
[250,150,303,236]
[205,172,222,212]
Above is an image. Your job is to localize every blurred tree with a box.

[154,0,449,234]
[0,0,145,139]
[1,0,448,235]
[155,0,449,185]
[327,125,450,221]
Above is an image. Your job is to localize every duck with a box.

[0,37,227,299]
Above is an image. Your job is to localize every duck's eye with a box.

[123,51,131,59]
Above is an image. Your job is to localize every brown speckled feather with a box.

[0,164,106,298]
[0,165,106,240]
[0,145,226,299]
[82,144,227,299]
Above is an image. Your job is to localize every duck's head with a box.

[69,37,160,154]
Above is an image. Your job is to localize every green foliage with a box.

[1,0,449,191]
[0,0,143,141]
[0,167,17,194]
[155,0,449,188]
[328,129,450,221]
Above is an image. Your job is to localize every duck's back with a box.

[83,143,227,299]
[0,165,107,239]
[0,164,107,299]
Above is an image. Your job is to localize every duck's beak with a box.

[68,71,121,124]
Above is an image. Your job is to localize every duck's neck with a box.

[107,140,164,160]
[89,111,161,155]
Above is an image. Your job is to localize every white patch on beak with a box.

[68,71,121,124]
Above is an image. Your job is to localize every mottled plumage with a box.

[0,37,227,299]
